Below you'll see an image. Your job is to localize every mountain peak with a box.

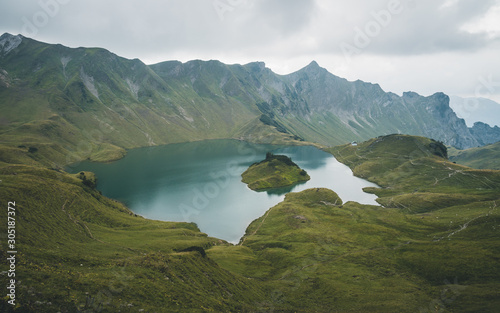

[0,33,22,55]
[1,32,16,39]
[307,60,320,68]
[245,61,266,72]
[300,60,327,74]
[303,61,322,72]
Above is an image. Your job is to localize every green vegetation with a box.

[2,34,500,311]
[1,134,500,312]
[0,165,265,312]
[449,141,500,170]
[0,36,304,169]
[241,152,310,190]
[1,34,494,173]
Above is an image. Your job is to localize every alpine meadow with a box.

[1,28,500,313]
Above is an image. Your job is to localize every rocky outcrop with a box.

[470,122,500,146]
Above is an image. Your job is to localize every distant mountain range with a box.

[1,32,499,167]
[449,96,500,128]
[2,33,500,312]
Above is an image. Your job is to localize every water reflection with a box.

[69,140,379,243]
[273,146,328,170]
[258,181,308,196]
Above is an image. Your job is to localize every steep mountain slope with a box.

[2,32,500,167]
[150,59,498,149]
[450,95,500,127]
[280,62,483,148]
[0,33,297,167]
[470,121,500,146]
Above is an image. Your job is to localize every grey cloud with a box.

[1,0,499,103]
[1,0,497,59]
[332,0,499,55]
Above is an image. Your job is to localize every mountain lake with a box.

[68,140,379,243]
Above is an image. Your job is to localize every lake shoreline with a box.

[68,139,379,243]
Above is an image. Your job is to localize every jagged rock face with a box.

[0,33,22,56]
[470,122,500,146]
[400,92,480,149]
[261,63,485,149]
[1,33,498,150]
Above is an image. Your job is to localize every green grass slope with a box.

[209,185,499,312]
[241,153,310,190]
[208,135,500,312]
[319,134,500,311]
[449,141,500,170]
[1,134,500,312]
[0,35,301,168]
[0,165,267,312]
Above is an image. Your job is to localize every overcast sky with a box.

[1,0,500,103]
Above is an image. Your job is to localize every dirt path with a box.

[239,205,275,246]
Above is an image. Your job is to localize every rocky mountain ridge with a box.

[1,32,498,167]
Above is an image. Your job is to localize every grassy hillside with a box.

[449,141,500,170]
[2,33,498,170]
[217,134,500,311]
[241,153,310,190]
[0,35,301,168]
[0,165,267,312]
[1,134,500,312]
[2,34,500,311]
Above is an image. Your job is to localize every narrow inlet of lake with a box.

[68,140,379,243]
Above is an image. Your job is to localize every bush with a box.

[429,140,448,159]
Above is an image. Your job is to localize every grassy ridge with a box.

[324,134,500,311]
[2,34,500,311]
[0,36,302,169]
[241,153,310,190]
[449,141,500,170]
[212,134,500,311]
[212,189,433,311]
[1,134,499,312]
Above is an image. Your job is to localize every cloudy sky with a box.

[1,0,500,102]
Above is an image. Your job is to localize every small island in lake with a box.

[242,152,311,191]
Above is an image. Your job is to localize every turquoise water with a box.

[68,140,379,243]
